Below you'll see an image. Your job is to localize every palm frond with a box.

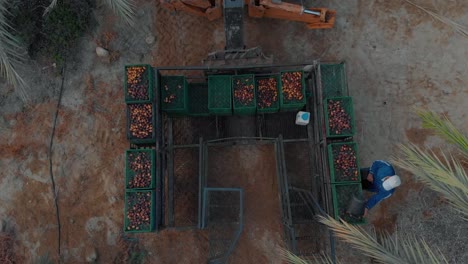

[415,108,468,155]
[279,247,338,264]
[103,0,136,26]
[392,144,468,218]
[318,215,448,264]
[405,0,468,38]
[43,0,58,16]
[0,0,28,102]
[318,215,402,264]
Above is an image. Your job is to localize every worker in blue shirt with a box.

[361,160,401,217]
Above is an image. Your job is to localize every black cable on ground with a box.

[48,63,66,261]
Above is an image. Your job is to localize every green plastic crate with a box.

[331,183,366,225]
[126,103,156,144]
[232,74,256,115]
[160,76,188,114]
[208,75,232,115]
[324,96,356,138]
[124,190,156,232]
[125,149,156,190]
[124,64,153,103]
[255,75,280,114]
[188,83,210,116]
[279,70,307,111]
[327,142,361,183]
[320,63,347,99]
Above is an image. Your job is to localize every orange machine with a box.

[160,0,336,29]
[160,0,336,65]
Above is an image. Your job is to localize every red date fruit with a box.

[332,144,359,181]
[129,104,153,139]
[257,78,278,108]
[234,77,255,106]
[128,152,152,188]
[327,100,351,135]
[281,72,304,101]
[126,192,151,230]
[163,83,182,104]
[126,66,149,100]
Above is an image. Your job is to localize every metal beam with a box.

[167,118,174,227]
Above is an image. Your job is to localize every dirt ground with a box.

[0,0,467,263]
[207,145,284,264]
[173,148,200,227]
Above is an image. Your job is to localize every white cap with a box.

[383,175,401,191]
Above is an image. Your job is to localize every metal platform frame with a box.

[127,62,349,263]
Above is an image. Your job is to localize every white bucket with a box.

[295,111,310,126]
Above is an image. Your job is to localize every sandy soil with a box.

[207,145,285,264]
[0,0,467,263]
[173,148,199,227]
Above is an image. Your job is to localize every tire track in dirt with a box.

[207,145,285,264]
[153,2,224,66]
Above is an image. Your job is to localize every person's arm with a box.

[365,191,393,210]
[367,173,374,183]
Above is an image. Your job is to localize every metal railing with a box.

[156,62,341,262]
[202,188,244,264]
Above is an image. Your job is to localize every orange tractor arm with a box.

[160,0,335,29]
[247,0,335,29]
[159,0,223,21]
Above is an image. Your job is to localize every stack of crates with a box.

[327,142,364,224]
[123,65,160,232]
[124,64,156,144]
[159,73,211,116]
[154,68,311,117]
[204,70,307,116]
[321,63,365,224]
[124,149,157,232]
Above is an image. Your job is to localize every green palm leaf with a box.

[43,0,58,16]
[415,108,468,155]
[392,144,468,218]
[0,0,28,102]
[318,215,448,264]
[44,0,136,26]
[393,109,468,219]
[404,0,468,38]
[103,0,137,26]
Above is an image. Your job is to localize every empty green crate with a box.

[324,96,356,138]
[327,142,361,183]
[124,64,153,103]
[124,190,156,232]
[331,183,366,225]
[208,75,232,115]
[125,149,156,190]
[126,103,156,144]
[279,70,307,111]
[188,83,210,116]
[160,76,188,114]
[320,63,347,99]
[255,75,280,114]
[232,74,256,115]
